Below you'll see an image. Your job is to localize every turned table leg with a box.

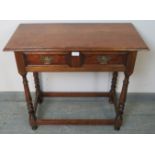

[22,74,38,130]
[114,72,130,130]
[109,72,118,104]
[33,72,43,104]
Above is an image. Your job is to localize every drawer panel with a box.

[24,53,67,65]
[84,53,127,65]
[24,51,128,72]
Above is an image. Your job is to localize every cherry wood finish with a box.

[33,72,43,113]
[36,119,116,125]
[4,23,148,130]
[43,92,110,97]
[25,53,67,65]
[24,51,127,66]
[4,23,148,51]
[109,72,118,104]
[25,64,126,72]
[22,74,38,129]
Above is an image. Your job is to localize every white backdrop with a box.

[0,20,154,92]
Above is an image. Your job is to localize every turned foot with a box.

[32,125,38,130]
[114,125,120,131]
[114,114,122,131]
[114,120,121,131]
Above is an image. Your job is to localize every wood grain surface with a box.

[4,23,148,52]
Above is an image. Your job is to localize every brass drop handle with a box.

[41,56,53,65]
[97,55,110,64]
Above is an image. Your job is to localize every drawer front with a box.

[24,51,128,72]
[84,53,127,65]
[24,53,67,65]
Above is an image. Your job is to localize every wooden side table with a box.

[4,23,148,130]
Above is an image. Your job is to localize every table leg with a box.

[109,72,118,104]
[114,72,130,130]
[22,74,38,130]
[33,72,43,104]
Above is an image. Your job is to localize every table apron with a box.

[25,65,126,72]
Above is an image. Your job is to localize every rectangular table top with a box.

[4,23,148,52]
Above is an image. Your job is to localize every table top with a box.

[4,23,148,52]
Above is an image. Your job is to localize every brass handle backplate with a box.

[41,56,53,65]
[97,55,110,64]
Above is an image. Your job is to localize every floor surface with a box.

[0,93,155,134]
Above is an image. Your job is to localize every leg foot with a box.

[32,125,38,130]
[114,115,122,131]
[114,125,120,131]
